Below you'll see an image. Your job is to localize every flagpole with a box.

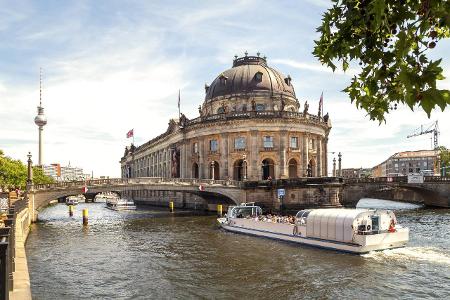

[178,89,181,119]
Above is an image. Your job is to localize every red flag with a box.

[126,129,134,138]
[82,186,88,193]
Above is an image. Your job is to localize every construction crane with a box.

[407,120,439,149]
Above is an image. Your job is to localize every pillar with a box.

[338,152,342,177]
[220,133,229,179]
[333,157,336,177]
[250,130,258,180]
[303,134,309,177]
[317,138,322,177]
[199,138,205,179]
[280,130,287,178]
[323,137,328,176]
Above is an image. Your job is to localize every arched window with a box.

[254,71,263,82]
[288,158,298,178]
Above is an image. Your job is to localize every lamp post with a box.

[332,157,336,177]
[211,161,215,180]
[26,152,33,191]
[242,154,247,181]
[338,152,342,177]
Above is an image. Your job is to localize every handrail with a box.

[186,110,326,127]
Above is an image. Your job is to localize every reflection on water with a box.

[26,200,450,299]
[357,198,423,210]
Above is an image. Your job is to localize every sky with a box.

[0,0,449,177]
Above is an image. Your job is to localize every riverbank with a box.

[9,206,32,300]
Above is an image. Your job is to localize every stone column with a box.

[317,138,322,177]
[250,130,258,180]
[302,134,309,177]
[323,137,328,177]
[199,138,205,179]
[338,152,342,177]
[220,133,229,179]
[280,130,287,179]
[333,157,336,177]
[185,140,191,179]
[181,142,187,178]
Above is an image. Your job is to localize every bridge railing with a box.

[33,177,242,191]
[344,175,449,184]
[344,176,408,184]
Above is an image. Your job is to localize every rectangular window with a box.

[263,136,273,148]
[210,139,218,152]
[193,142,198,154]
[234,137,246,150]
[290,137,298,149]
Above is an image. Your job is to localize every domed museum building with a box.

[121,54,331,184]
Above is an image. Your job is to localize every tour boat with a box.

[217,203,409,254]
[106,198,136,211]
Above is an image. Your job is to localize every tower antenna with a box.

[39,67,42,106]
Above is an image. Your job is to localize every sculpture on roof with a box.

[303,101,309,115]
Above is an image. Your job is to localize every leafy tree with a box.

[437,146,450,176]
[314,0,450,122]
[0,149,54,190]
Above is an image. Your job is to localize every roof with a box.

[307,208,370,220]
[205,55,296,101]
[392,150,438,158]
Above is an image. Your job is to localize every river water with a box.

[26,199,449,299]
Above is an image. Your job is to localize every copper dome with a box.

[205,55,296,102]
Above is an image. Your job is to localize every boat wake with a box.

[362,246,450,266]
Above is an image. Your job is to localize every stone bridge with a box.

[342,176,450,208]
[27,177,344,221]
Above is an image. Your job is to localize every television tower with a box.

[34,68,47,166]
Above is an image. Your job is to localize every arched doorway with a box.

[192,163,199,179]
[233,159,245,181]
[209,161,220,180]
[261,158,275,180]
[288,158,298,178]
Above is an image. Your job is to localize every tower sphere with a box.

[34,107,47,126]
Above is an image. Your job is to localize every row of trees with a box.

[0,149,54,191]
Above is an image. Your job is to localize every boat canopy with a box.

[297,208,397,243]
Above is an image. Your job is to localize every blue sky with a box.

[1,0,449,177]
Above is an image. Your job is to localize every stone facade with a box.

[120,54,331,184]
[121,56,331,180]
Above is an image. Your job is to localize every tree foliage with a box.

[314,0,450,122]
[437,146,450,175]
[0,150,54,190]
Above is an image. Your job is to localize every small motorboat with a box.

[218,203,409,254]
[66,195,82,206]
[106,198,136,211]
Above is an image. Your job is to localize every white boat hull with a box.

[218,218,408,254]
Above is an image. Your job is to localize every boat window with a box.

[371,216,379,233]
[231,206,260,218]
[295,210,310,225]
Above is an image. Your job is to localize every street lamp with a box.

[242,154,247,181]
[211,161,215,180]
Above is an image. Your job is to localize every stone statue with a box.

[280,99,286,112]
[307,163,312,177]
[179,113,187,127]
[251,99,256,111]
[198,105,202,117]
[303,101,309,115]
[171,150,179,177]
[242,104,247,112]
[324,112,329,122]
